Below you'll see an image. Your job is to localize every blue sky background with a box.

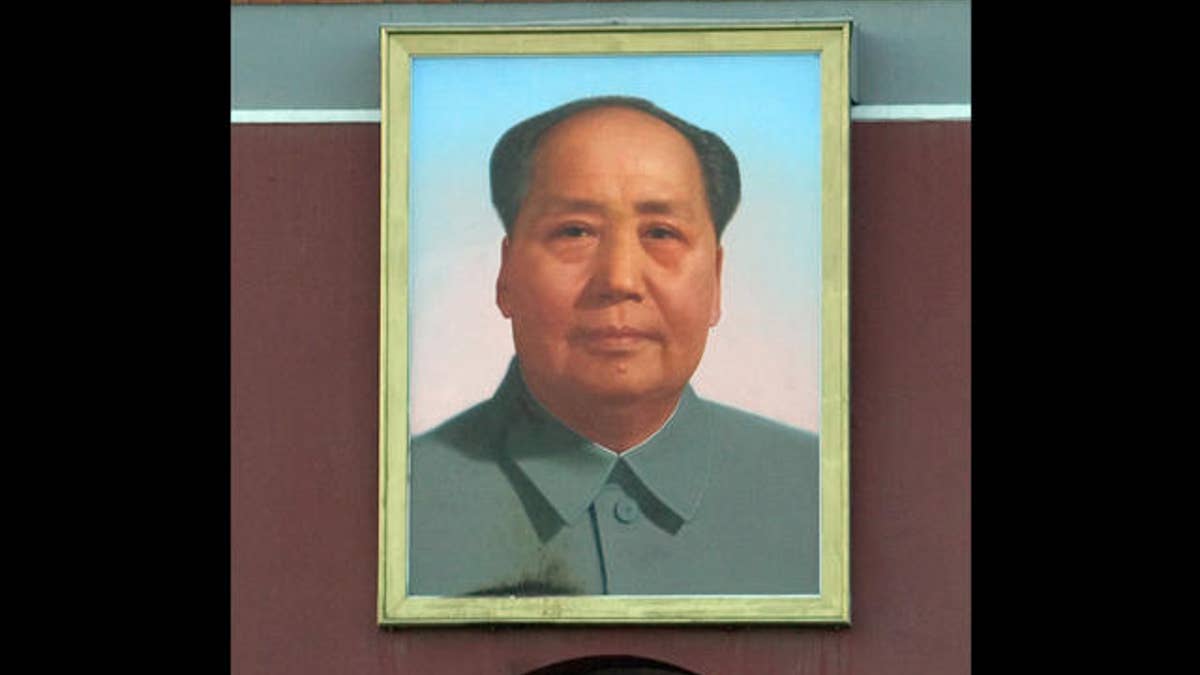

[407,53,824,433]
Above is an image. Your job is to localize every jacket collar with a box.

[494,358,720,528]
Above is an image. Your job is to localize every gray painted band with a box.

[232,1,970,109]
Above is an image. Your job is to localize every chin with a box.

[567,369,676,406]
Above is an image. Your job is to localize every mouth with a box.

[570,326,662,352]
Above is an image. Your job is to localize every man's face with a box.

[497,106,723,410]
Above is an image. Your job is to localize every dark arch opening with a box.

[523,654,701,675]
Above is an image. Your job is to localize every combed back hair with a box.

[489,95,742,239]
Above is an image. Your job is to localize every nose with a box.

[588,227,644,304]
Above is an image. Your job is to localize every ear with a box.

[496,236,512,318]
[709,245,724,327]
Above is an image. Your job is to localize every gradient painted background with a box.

[407,53,822,435]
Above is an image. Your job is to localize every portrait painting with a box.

[378,24,850,624]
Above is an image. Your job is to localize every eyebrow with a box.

[634,200,683,216]
[538,197,690,217]
[539,197,607,215]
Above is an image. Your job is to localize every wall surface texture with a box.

[231,2,970,673]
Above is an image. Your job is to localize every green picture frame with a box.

[378,22,851,625]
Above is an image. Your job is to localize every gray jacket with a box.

[408,358,820,596]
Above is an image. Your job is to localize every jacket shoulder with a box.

[411,399,502,463]
[696,397,819,452]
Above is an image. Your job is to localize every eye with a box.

[552,222,593,239]
[644,224,683,241]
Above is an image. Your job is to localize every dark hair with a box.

[489,95,741,238]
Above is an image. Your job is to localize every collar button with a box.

[614,498,641,524]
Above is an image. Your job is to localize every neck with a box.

[522,378,682,453]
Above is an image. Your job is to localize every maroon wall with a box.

[231,120,970,674]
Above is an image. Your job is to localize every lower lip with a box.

[578,335,654,352]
